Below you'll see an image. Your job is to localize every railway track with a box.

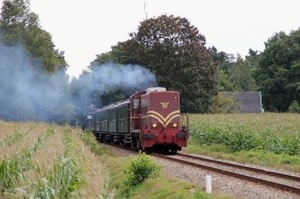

[151,152,300,194]
[98,141,300,196]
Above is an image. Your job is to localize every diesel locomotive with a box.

[83,87,189,154]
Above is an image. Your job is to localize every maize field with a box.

[0,121,113,198]
[189,113,300,156]
[1,113,299,197]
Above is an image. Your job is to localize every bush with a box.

[209,92,240,114]
[123,152,160,187]
[288,100,300,113]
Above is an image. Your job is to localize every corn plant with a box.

[30,130,85,198]
[190,113,300,155]
[0,127,54,193]
[75,129,116,198]
[0,124,35,147]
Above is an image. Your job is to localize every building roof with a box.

[232,92,263,113]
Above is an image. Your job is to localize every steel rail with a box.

[151,153,300,194]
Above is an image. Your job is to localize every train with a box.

[82,87,189,154]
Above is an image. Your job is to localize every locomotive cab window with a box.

[133,98,139,109]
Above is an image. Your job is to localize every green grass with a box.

[103,156,211,199]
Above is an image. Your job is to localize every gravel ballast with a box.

[103,144,299,199]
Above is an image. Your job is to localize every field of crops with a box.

[189,113,300,156]
[1,113,299,198]
[0,121,213,199]
[0,121,112,198]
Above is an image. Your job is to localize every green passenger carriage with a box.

[83,87,189,154]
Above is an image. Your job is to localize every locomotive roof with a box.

[146,87,166,93]
[86,87,170,114]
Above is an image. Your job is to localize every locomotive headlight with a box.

[173,123,178,128]
[152,123,157,128]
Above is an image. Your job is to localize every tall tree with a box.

[245,48,260,69]
[0,0,31,44]
[208,46,235,75]
[0,0,67,74]
[208,46,235,91]
[0,0,72,124]
[254,29,300,112]
[92,42,125,66]
[119,14,217,113]
[229,55,257,91]
[216,69,235,91]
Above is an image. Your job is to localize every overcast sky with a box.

[4,0,300,78]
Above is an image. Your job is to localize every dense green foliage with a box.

[123,152,160,187]
[254,29,300,112]
[288,100,300,113]
[0,0,67,73]
[93,42,125,66]
[0,0,74,124]
[209,92,240,113]
[208,46,235,91]
[84,18,300,114]
[94,15,218,113]
[209,47,258,93]
[228,55,257,91]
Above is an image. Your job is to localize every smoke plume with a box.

[0,41,157,123]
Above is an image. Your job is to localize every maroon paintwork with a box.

[129,88,188,151]
[129,91,145,131]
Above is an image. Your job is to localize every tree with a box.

[0,0,67,74]
[216,69,235,91]
[0,0,31,44]
[208,46,235,75]
[229,55,257,91]
[0,0,71,124]
[92,42,125,66]
[24,26,67,73]
[120,14,217,113]
[254,29,300,112]
[208,46,235,91]
[245,48,260,69]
